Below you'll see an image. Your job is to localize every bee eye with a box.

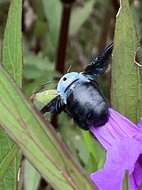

[63,77,67,81]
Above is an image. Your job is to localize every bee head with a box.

[57,72,79,96]
[57,72,89,103]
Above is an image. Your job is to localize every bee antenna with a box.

[41,81,54,87]
[34,81,56,93]
[66,65,72,73]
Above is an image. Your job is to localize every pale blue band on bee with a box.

[57,72,89,104]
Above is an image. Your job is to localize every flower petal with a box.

[137,118,142,128]
[129,155,142,189]
[90,137,142,190]
[90,108,139,150]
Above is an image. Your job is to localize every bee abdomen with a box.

[66,81,109,130]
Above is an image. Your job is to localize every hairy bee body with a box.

[41,43,113,130]
[65,80,109,130]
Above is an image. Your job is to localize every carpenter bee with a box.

[41,43,113,130]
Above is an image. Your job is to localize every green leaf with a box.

[122,170,129,190]
[81,131,105,170]
[59,115,93,172]
[23,54,53,80]
[0,142,20,190]
[0,65,96,190]
[2,0,22,87]
[42,0,94,47]
[24,160,40,190]
[23,52,59,95]
[0,0,22,189]
[42,0,62,47]
[111,0,142,122]
[70,0,94,35]
[132,1,142,43]
[0,145,19,181]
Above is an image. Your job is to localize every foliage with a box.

[0,0,22,189]
[0,0,142,190]
[111,0,142,122]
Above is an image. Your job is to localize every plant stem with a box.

[52,0,75,128]
[56,1,75,73]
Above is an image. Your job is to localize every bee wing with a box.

[83,43,113,79]
[40,95,65,114]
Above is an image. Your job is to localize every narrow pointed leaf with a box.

[0,0,22,189]
[111,0,142,122]
[42,0,62,47]
[70,0,94,35]
[81,131,105,170]
[0,145,19,181]
[2,0,22,86]
[0,65,96,190]
[24,160,40,190]
[122,170,129,190]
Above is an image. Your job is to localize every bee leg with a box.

[41,95,65,114]
[83,43,113,79]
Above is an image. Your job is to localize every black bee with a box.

[41,43,113,130]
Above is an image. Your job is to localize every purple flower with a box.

[90,108,142,190]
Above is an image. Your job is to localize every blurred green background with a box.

[0,0,142,189]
